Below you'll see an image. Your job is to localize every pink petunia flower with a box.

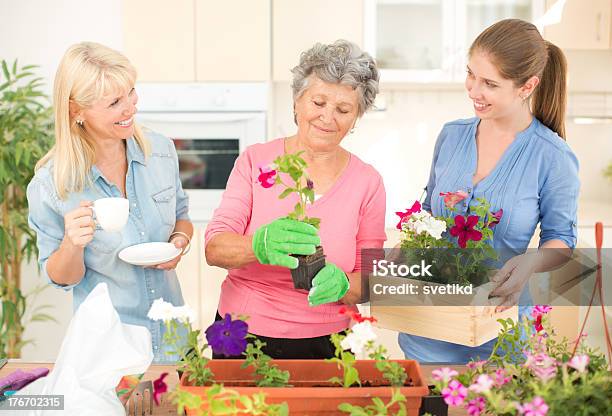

[466,360,487,370]
[488,208,503,228]
[449,215,483,248]
[466,396,486,416]
[493,368,511,387]
[395,200,422,230]
[152,372,168,406]
[469,374,494,393]
[524,351,558,382]
[442,379,468,407]
[516,396,549,416]
[257,166,277,188]
[532,305,552,318]
[440,190,468,208]
[568,354,590,373]
[431,367,459,382]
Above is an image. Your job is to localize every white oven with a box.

[135,83,267,222]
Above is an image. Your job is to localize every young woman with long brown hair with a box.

[399,19,579,363]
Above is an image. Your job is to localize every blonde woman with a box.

[26,42,193,362]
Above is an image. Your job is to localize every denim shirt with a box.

[424,117,579,256]
[27,130,190,363]
[398,117,580,363]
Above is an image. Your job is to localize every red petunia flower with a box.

[338,307,377,323]
[439,190,468,209]
[257,166,277,188]
[152,372,168,406]
[395,200,422,230]
[449,215,482,248]
[488,209,503,228]
[534,314,544,332]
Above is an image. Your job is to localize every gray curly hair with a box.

[291,40,379,117]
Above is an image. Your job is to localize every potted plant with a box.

[430,305,612,415]
[257,151,324,290]
[147,301,429,415]
[0,60,55,358]
[371,192,514,347]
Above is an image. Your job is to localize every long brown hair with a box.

[469,19,567,139]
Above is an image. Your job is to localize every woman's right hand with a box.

[252,218,320,269]
[63,201,95,248]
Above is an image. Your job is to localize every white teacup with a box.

[92,197,129,232]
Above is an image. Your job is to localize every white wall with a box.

[0,0,123,96]
[1,0,123,360]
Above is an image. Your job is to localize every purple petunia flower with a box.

[205,313,248,357]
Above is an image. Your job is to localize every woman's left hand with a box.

[150,236,189,270]
[489,252,540,312]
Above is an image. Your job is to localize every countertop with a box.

[0,361,467,415]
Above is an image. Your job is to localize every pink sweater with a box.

[205,138,386,338]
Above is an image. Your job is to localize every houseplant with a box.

[431,305,612,415]
[147,300,429,415]
[257,151,324,290]
[371,192,515,347]
[0,60,55,358]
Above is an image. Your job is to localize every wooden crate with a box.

[371,304,518,347]
[369,277,518,347]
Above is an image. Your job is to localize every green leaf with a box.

[304,188,315,204]
[30,313,58,323]
[2,60,10,81]
[345,366,360,388]
[15,142,23,166]
[278,188,294,199]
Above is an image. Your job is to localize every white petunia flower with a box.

[340,320,377,355]
[147,298,195,324]
[419,216,447,240]
[147,298,176,321]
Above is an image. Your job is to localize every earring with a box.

[350,128,355,134]
[76,119,84,125]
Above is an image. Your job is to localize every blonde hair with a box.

[469,19,568,139]
[36,42,150,199]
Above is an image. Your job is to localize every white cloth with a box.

[12,283,153,415]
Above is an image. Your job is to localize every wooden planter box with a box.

[179,359,429,415]
[370,277,518,347]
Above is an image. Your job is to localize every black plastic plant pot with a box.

[418,387,448,416]
[290,246,326,290]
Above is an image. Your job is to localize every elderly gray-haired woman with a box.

[204,40,386,359]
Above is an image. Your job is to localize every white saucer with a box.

[118,242,182,266]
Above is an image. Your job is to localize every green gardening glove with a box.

[307,263,350,306]
[252,218,320,269]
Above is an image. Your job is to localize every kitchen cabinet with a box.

[195,0,270,81]
[364,0,544,83]
[122,0,196,82]
[122,0,271,82]
[272,0,364,81]
[544,0,612,50]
